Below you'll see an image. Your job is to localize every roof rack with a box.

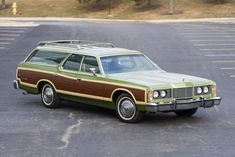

[38,40,115,49]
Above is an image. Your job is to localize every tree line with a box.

[1,0,227,9]
[76,0,227,8]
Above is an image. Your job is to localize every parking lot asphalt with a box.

[0,20,235,157]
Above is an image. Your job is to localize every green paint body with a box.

[16,44,218,112]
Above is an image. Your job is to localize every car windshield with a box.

[101,54,159,74]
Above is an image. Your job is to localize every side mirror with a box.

[89,68,97,76]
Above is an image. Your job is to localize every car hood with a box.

[107,70,212,89]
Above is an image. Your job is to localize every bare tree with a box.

[77,0,102,6]
[169,0,173,14]
[204,0,225,4]
[214,0,225,3]
[78,0,120,8]
[77,0,90,4]
[2,0,6,8]
[133,0,160,8]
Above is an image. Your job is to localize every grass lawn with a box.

[0,0,235,19]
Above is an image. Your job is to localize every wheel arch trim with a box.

[111,88,145,105]
[36,79,57,92]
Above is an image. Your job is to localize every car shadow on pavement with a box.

[143,112,202,124]
[60,100,116,119]
[60,100,203,124]
[23,97,204,125]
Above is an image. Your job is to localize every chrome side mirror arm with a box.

[89,68,97,76]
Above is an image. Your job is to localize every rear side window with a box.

[81,56,100,74]
[26,50,68,65]
[63,54,83,71]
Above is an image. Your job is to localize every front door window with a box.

[81,56,100,74]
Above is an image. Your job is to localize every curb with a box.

[0,17,235,24]
[0,20,39,27]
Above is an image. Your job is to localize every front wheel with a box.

[174,108,198,117]
[41,83,60,108]
[116,93,143,123]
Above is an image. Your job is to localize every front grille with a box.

[173,87,193,99]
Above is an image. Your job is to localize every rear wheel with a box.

[41,83,60,108]
[116,93,143,123]
[174,108,198,117]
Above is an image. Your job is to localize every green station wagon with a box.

[14,40,221,123]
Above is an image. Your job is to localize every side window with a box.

[63,54,83,71]
[26,49,68,65]
[81,56,100,74]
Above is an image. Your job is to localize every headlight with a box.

[203,86,209,94]
[197,87,202,94]
[153,91,159,99]
[160,90,167,98]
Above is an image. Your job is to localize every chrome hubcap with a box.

[119,99,135,118]
[43,86,54,105]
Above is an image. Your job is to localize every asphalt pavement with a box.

[0,20,235,157]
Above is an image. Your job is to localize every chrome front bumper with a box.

[146,97,221,112]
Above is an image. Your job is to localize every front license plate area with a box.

[176,98,194,104]
[175,98,199,110]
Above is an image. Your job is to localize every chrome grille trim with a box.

[173,87,193,99]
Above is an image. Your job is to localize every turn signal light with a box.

[211,85,217,94]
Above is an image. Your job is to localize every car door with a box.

[55,54,83,93]
[76,56,106,99]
